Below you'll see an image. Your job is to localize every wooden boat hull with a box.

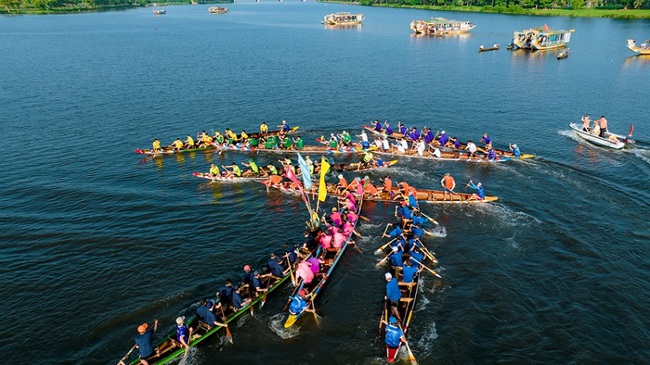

[372,148,511,163]
[135,145,215,156]
[568,123,626,150]
[124,242,308,365]
[264,181,498,204]
[478,45,499,52]
[283,200,363,328]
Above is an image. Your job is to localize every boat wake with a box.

[427,225,447,238]
[413,321,439,359]
[176,346,198,365]
[268,312,301,339]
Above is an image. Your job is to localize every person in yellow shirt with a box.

[240,130,249,142]
[208,164,221,180]
[260,122,268,136]
[152,138,162,153]
[171,138,183,151]
[199,131,213,147]
[185,135,195,149]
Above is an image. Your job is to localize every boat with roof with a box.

[321,12,364,26]
[410,17,475,36]
[511,25,574,51]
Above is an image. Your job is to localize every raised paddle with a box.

[413,238,438,263]
[376,252,392,267]
[219,306,234,344]
[285,253,297,286]
[117,345,136,365]
[375,238,397,255]
[381,223,392,238]
[410,258,442,278]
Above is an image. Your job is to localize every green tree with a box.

[569,0,584,8]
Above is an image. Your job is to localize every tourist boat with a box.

[568,123,634,150]
[283,200,363,328]
[152,9,166,15]
[409,17,475,36]
[478,44,499,52]
[321,12,364,26]
[119,241,311,365]
[511,25,574,51]
[626,39,650,55]
[265,181,498,204]
[557,48,570,60]
[208,6,228,14]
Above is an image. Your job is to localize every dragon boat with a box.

[283,199,363,328]
[118,241,314,365]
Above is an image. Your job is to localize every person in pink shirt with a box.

[295,258,314,285]
[332,230,346,249]
[329,207,342,227]
[345,209,359,224]
[320,232,332,249]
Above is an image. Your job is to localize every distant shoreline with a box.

[3,0,650,18]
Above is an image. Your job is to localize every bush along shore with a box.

[0,0,232,15]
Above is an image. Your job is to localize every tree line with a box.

[358,0,648,10]
[1,0,231,13]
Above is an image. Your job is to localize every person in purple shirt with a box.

[373,120,382,132]
[384,122,393,135]
[398,122,407,135]
[438,131,449,146]
[306,257,321,275]
[423,128,435,144]
[486,146,497,161]
[451,137,461,149]
[409,127,420,141]
[480,133,491,146]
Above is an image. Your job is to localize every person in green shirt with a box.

[241,158,260,176]
[282,136,293,149]
[266,163,279,175]
[340,131,352,146]
[249,137,259,148]
[224,162,242,178]
[328,134,338,149]
[293,136,304,150]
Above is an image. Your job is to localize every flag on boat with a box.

[297,153,312,190]
[285,165,307,203]
[318,156,330,202]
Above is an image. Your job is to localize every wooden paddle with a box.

[285,253,296,286]
[410,258,442,278]
[404,340,418,364]
[219,306,233,344]
[414,239,438,264]
[184,328,193,356]
[359,214,370,222]
[311,300,320,325]
[419,212,439,226]
[117,344,136,365]
[376,252,392,267]
[375,238,397,255]
[375,298,387,342]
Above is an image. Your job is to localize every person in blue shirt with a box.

[217,279,235,307]
[438,131,449,146]
[411,224,424,240]
[509,143,521,158]
[466,180,485,201]
[389,246,403,268]
[251,270,268,296]
[384,316,406,349]
[385,272,402,321]
[283,244,297,265]
[401,259,420,284]
[410,248,425,269]
[198,299,228,328]
[266,252,287,277]
[412,214,427,227]
[288,289,314,316]
[134,319,159,365]
[486,145,497,161]
[175,316,191,350]
[383,224,402,239]
[407,192,418,209]
[398,122,407,135]
[423,128,435,144]
[231,287,252,312]
[480,133,491,146]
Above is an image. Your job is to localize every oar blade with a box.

[284,314,298,328]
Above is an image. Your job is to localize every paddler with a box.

[223,162,242,178]
[384,122,393,135]
[359,150,375,170]
[266,163,279,176]
[174,316,192,351]
[384,273,402,321]
[241,158,260,176]
[213,131,224,145]
[288,289,314,316]
[170,138,183,152]
[438,131,449,146]
[373,119,382,132]
[339,131,352,146]
[328,134,338,149]
[225,128,238,144]
[480,133,491,146]
[293,135,304,150]
[199,131,213,147]
[509,143,521,158]
[133,319,158,365]
[185,134,195,149]
[281,135,293,149]
[486,144,497,161]
[466,180,485,201]
[383,316,407,352]
[152,138,162,153]
[465,140,477,158]
[259,122,268,136]
[440,173,456,201]
[336,174,349,194]
[240,130,249,142]
[208,164,221,179]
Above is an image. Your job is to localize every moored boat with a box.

[568,122,633,150]
[322,12,364,26]
[511,25,574,51]
[208,6,228,14]
[479,44,500,52]
[409,17,475,36]
[626,39,650,55]
[557,48,570,60]
[152,9,166,15]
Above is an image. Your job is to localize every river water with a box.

[1,3,649,364]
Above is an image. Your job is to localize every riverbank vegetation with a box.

[0,0,230,14]
[349,0,650,19]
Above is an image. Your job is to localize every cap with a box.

[137,323,148,334]
[244,264,251,271]
[392,246,399,252]
[389,316,397,324]
[441,130,446,134]
[385,272,392,280]
[176,316,185,325]
[338,174,343,179]
[477,182,482,187]
[512,144,517,148]
[299,289,307,296]
[248,158,254,162]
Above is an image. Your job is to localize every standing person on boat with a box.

[597,115,608,137]
[288,289,315,316]
[134,319,159,365]
[465,140,477,158]
[260,122,268,136]
[440,173,456,201]
[480,133,491,146]
[509,143,521,158]
[383,316,407,351]
[185,135,195,149]
[581,116,591,132]
[466,180,485,201]
[175,316,191,351]
[241,158,260,176]
[385,273,402,321]
[151,138,162,153]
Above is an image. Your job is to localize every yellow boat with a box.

[511,26,574,51]
[626,39,650,55]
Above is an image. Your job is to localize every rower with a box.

[208,164,221,179]
[174,316,191,351]
[383,316,407,351]
[225,128,238,144]
[217,279,235,308]
[134,319,159,365]
[486,145,497,161]
[509,143,520,158]
[171,138,183,152]
[199,131,213,147]
[260,122,268,136]
[401,259,420,284]
[241,158,260,176]
[213,131,224,145]
[384,122,393,135]
[373,119,382,132]
[423,127,435,144]
[379,175,393,194]
[360,150,375,170]
[465,140,477,158]
[397,122,407,135]
[152,138,162,153]
[438,131,449,146]
[231,287,252,312]
[480,133,491,146]
[293,135,304,150]
[466,180,485,201]
[384,273,402,321]
[266,253,287,277]
[196,298,228,329]
[181,135,193,150]
[224,162,242,178]
[288,289,314,316]
[440,173,456,201]
[388,246,403,268]
[266,163,279,176]
[295,258,315,285]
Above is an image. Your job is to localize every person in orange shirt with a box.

[363,177,380,198]
[380,175,393,198]
[336,174,348,194]
[440,173,456,201]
